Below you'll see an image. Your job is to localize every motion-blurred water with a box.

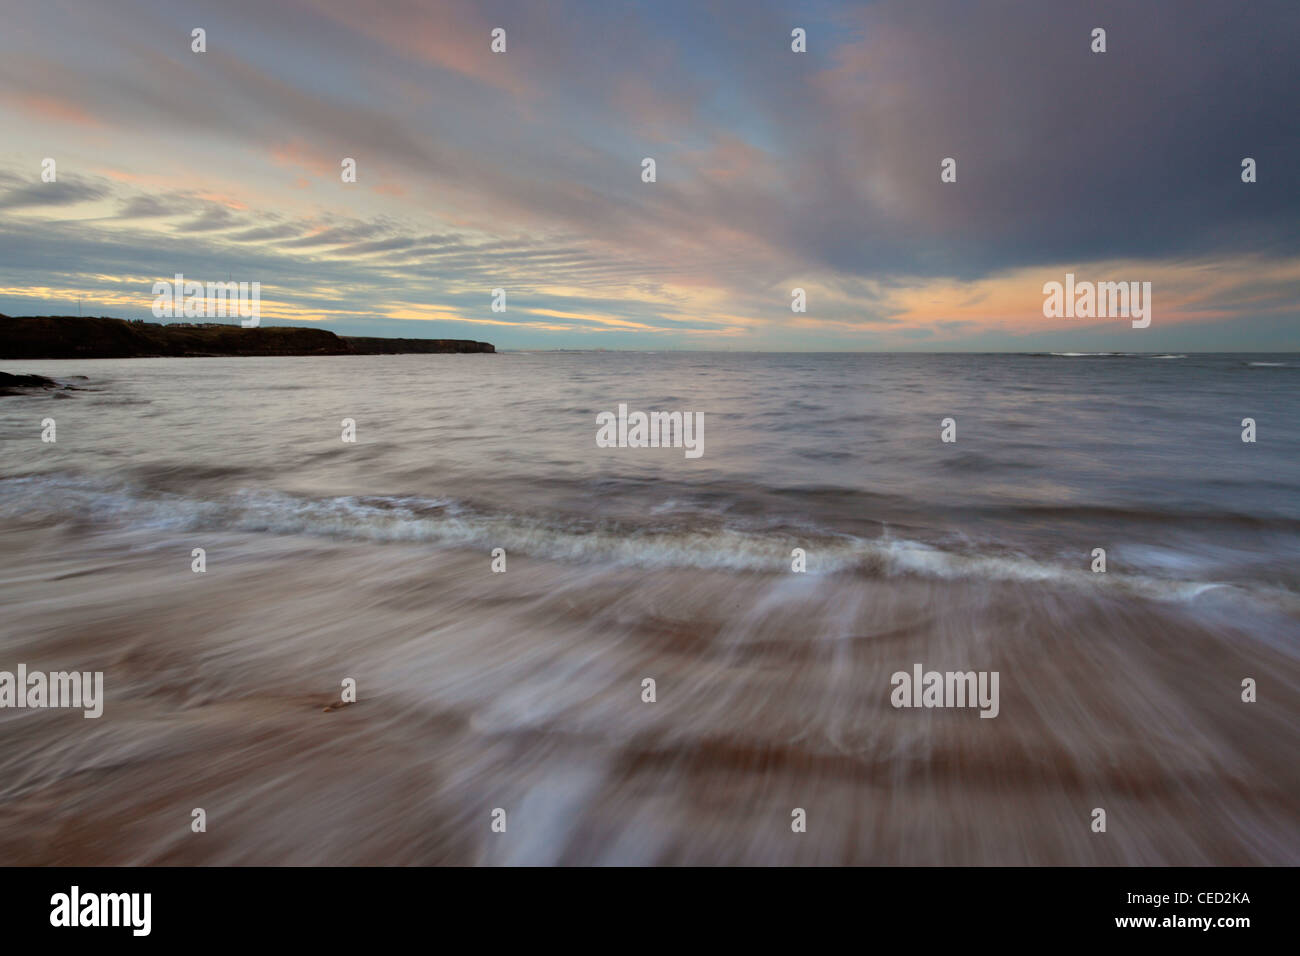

[0,352,1297,864]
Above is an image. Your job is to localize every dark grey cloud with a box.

[227,223,300,242]
[177,204,246,232]
[118,195,176,218]
[0,177,108,210]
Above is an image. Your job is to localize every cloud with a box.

[0,177,108,210]
[0,0,1296,349]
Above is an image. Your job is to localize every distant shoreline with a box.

[0,315,494,359]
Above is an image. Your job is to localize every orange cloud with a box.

[2,92,103,127]
[301,0,536,98]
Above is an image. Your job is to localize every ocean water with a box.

[0,352,1297,864]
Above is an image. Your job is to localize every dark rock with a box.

[0,372,59,388]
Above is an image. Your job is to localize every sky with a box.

[0,0,1297,351]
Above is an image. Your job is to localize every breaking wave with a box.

[0,472,1286,607]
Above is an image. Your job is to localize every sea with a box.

[0,351,1296,864]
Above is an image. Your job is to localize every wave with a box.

[0,473,1289,607]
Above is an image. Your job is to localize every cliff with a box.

[0,315,495,358]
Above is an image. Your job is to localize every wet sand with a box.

[1,520,1295,865]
